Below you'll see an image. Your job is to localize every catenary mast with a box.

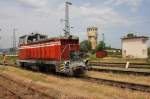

[64,1,72,37]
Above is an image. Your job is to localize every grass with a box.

[88,71,150,86]
[0,66,150,99]
[0,54,149,65]
[88,54,150,64]
[0,55,18,64]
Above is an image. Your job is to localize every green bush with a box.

[95,41,105,52]
[80,40,91,53]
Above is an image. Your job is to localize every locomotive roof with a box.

[35,36,79,42]
[20,33,47,38]
[20,33,78,40]
[29,37,79,45]
[20,33,79,45]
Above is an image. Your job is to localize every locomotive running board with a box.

[17,60,59,65]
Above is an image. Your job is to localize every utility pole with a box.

[102,33,105,49]
[102,33,105,43]
[13,28,17,55]
[64,1,72,37]
[0,29,1,49]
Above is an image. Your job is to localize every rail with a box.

[89,67,150,76]
[82,76,150,93]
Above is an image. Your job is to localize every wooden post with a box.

[125,61,130,69]
[2,51,8,65]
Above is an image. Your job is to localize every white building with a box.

[122,36,149,59]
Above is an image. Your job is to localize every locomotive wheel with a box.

[38,64,56,73]
[73,67,86,77]
[20,62,25,68]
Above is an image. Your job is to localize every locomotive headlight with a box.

[83,59,89,65]
[64,61,70,67]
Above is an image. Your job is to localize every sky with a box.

[0,0,150,48]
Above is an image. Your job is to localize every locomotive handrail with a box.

[60,44,70,61]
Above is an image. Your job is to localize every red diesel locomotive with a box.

[18,33,87,76]
[18,2,87,76]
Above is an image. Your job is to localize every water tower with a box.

[87,27,98,49]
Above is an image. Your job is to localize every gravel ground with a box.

[0,73,53,99]
[0,66,150,99]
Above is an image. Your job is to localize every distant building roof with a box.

[121,36,149,40]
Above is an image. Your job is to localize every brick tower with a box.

[87,27,98,49]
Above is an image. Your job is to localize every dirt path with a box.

[0,84,21,99]
[0,73,53,99]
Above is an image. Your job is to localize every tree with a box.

[105,44,111,49]
[95,41,106,51]
[80,40,91,52]
[127,33,136,38]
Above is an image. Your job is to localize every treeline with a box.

[80,40,108,54]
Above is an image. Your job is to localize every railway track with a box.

[0,73,54,99]
[89,61,150,65]
[89,62,150,69]
[90,67,150,76]
[83,76,150,93]
[88,62,150,76]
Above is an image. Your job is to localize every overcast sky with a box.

[0,0,150,48]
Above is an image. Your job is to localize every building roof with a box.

[121,36,149,40]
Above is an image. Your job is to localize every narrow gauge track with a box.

[82,76,150,93]
[89,61,150,65]
[0,73,54,99]
[90,67,150,76]
[89,62,150,69]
